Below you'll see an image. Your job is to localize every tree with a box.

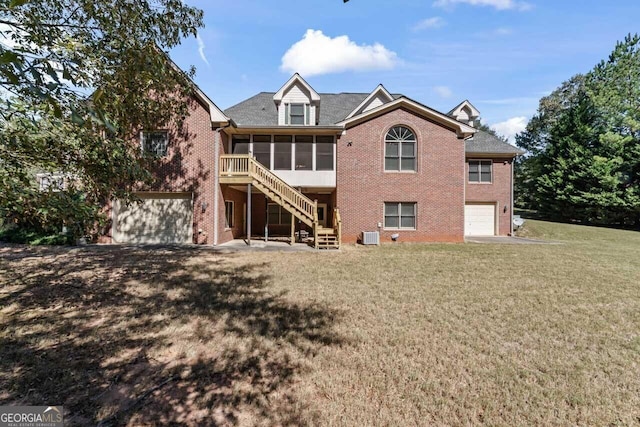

[476,122,508,142]
[516,34,640,226]
[0,0,204,240]
[534,90,625,223]
[587,34,640,224]
[514,75,586,209]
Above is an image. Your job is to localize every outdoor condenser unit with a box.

[361,231,380,245]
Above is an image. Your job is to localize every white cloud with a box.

[413,17,446,31]
[433,0,532,11]
[433,85,453,98]
[196,33,209,67]
[491,116,528,142]
[280,29,397,76]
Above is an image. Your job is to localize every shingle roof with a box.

[224,92,402,126]
[224,92,523,155]
[224,92,279,127]
[465,130,524,155]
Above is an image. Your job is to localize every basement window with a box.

[384,202,416,229]
[225,201,234,228]
[268,204,292,225]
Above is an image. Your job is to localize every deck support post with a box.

[314,199,319,250]
[264,195,269,242]
[247,183,252,246]
[290,212,295,245]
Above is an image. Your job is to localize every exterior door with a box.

[317,203,328,227]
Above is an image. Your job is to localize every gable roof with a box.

[448,99,481,118]
[345,84,394,119]
[226,92,401,126]
[339,96,477,138]
[273,73,320,103]
[223,86,521,154]
[465,130,525,155]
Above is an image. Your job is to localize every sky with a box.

[169,0,640,142]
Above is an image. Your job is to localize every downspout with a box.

[510,157,515,236]
[213,122,231,246]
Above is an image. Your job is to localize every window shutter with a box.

[284,104,289,125]
[305,104,310,125]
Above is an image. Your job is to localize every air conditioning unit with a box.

[361,231,380,245]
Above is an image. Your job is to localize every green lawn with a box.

[1,220,639,426]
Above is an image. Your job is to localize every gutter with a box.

[230,125,343,132]
[213,122,232,246]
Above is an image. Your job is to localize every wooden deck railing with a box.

[219,155,317,224]
[333,208,342,247]
[219,154,251,176]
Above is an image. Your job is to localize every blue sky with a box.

[170,0,640,141]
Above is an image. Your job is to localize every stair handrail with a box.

[238,156,317,223]
[333,207,342,247]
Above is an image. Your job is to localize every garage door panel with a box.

[113,193,193,244]
[465,204,496,236]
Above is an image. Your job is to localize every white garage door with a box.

[465,204,496,236]
[113,193,193,244]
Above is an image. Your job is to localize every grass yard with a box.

[1,220,639,426]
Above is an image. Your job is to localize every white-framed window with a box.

[384,202,416,229]
[285,103,310,125]
[468,160,492,183]
[232,134,250,154]
[316,135,334,171]
[37,173,65,192]
[295,135,313,170]
[268,203,292,225]
[385,126,416,172]
[142,130,169,157]
[252,135,271,168]
[274,135,292,170]
[225,201,234,228]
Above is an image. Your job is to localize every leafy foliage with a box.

[476,122,508,142]
[516,34,640,226]
[0,0,204,241]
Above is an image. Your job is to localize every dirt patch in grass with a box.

[2,220,640,425]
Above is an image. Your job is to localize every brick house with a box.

[108,73,522,248]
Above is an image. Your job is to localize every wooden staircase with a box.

[219,155,341,249]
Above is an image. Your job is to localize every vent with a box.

[361,231,380,245]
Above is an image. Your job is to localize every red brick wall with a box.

[102,96,218,244]
[337,108,466,243]
[465,158,513,236]
[144,97,216,244]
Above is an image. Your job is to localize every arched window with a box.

[385,126,416,171]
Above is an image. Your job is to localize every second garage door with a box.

[113,193,193,244]
[465,204,496,236]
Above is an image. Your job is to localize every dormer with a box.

[448,100,481,127]
[273,73,321,126]
[345,84,394,119]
